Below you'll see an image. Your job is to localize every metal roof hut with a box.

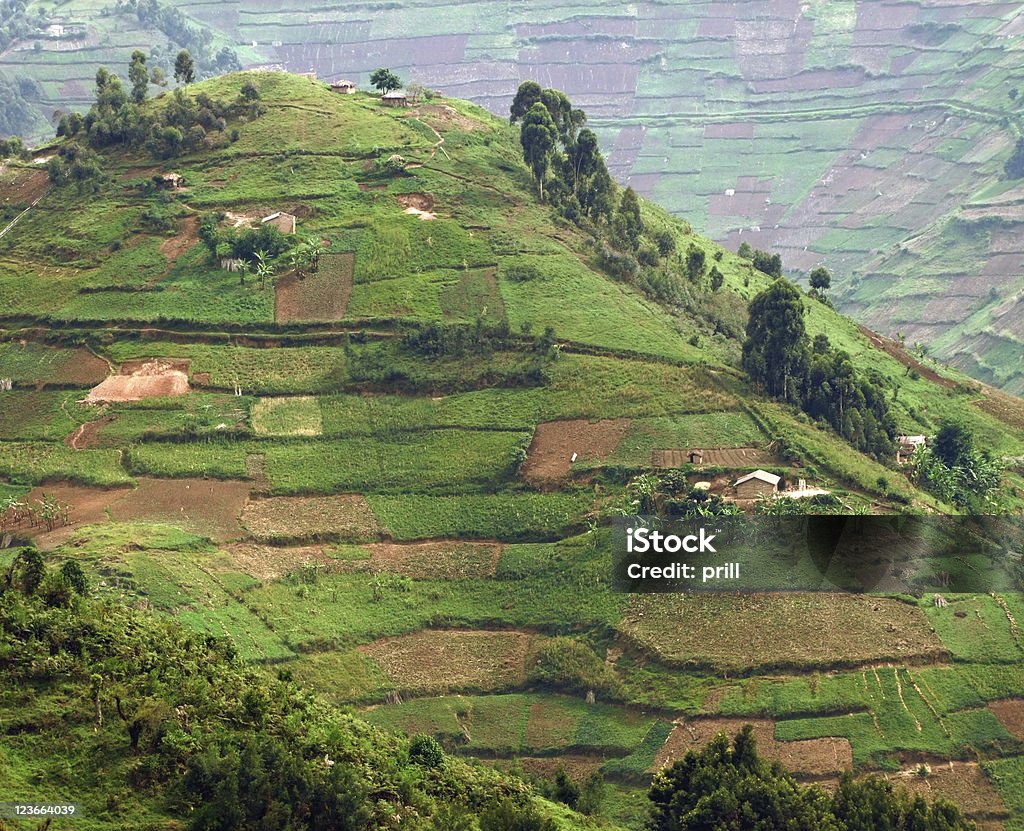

[733,469,781,499]
[261,211,297,235]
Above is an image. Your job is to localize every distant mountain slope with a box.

[2,0,1023,391]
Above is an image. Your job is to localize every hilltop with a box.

[0,71,1023,828]
[0,0,1022,394]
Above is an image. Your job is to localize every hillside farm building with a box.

[897,435,927,465]
[734,470,781,499]
[382,90,409,107]
[331,80,357,94]
[262,211,297,234]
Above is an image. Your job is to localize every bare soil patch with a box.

[521,418,631,483]
[975,389,1024,432]
[359,629,537,695]
[158,216,199,264]
[0,167,49,204]
[220,542,332,580]
[24,483,132,546]
[65,414,115,450]
[339,541,502,579]
[85,359,190,403]
[990,699,1024,739]
[413,105,482,132]
[397,192,435,211]
[275,252,354,322]
[109,477,250,542]
[653,447,777,468]
[36,347,109,386]
[656,718,852,777]
[886,762,1009,822]
[241,494,381,542]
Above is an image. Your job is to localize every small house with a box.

[688,449,704,465]
[382,89,409,107]
[156,173,184,189]
[261,211,297,235]
[896,435,927,465]
[733,469,781,499]
[331,80,357,94]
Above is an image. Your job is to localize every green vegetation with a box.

[0,69,1021,830]
[650,727,974,830]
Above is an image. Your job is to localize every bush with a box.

[408,734,444,768]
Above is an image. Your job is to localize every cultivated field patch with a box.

[886,762,1009,824]
[989,699,1024,740]
[274,251,354,322]
[0,343,109,386]
[359,629,538,695]
[84,359,191,403]
[240,494,381,542]
[653,446,778,468]
[159,216,199,264]
[655,717,853,777]
[0,166,49,204]
[23,482,132,546]
[109,477,250,542]
[521,418,631,482]
[621,594,947,673]
[251,395,323,436]
[220,542,333,580]
[339,541,502,579]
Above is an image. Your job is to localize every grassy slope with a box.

[1,72,1023,829]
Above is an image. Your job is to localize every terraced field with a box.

[1,72,1023,829]
[3,0,1023,392]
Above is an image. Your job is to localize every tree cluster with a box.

[511,81,613,224]
[55,59,262,162]
[743,280,897,459]
[1,560,565,831]
[650,726,974,831]
[912,422,1002,508]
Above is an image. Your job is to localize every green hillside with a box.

[1,71,1023,829]
[0,0,1022,393]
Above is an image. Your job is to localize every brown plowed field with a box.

[990,699,1024,739]
[275,252,354,322]
[653,447,777,467]
[521,418,630,482]
[109,477,251,542]
[857,325,956,390]
[655,718,852,777]
[886,762,1009,823]
[24,483,133,546]
[221,542,332,580]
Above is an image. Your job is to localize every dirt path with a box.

[856,325,956,390]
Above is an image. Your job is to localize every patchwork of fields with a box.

[2,0,1022,390]
[1,71,1023,829]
